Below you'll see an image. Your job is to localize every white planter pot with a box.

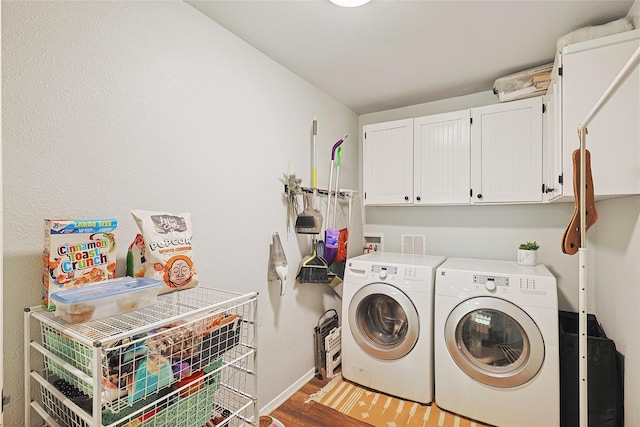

[517,249,538,266]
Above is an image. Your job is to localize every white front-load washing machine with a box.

[342,252,446,404]
[434,257,559,427]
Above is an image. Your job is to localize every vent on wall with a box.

[402,235,426,255]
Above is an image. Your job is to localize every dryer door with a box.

[444,297,545,387]
[348,282,420,360]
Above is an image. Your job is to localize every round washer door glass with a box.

[349,282,419,360]
[444,297,545,387]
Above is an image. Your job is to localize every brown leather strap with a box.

[562,149,598,255]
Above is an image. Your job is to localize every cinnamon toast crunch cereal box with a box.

[42,219,117,310]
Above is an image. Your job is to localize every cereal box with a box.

[42,219,117,310]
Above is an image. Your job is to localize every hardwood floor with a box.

[266,371,372,427]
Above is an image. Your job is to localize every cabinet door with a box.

[414,110,471,204]
[470,97,543,203]
[363,119,414,205]
[561,30,640,198]
[543,83,563,202]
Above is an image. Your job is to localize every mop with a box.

[333,147,349,265]
[324,136,347,265]
[327,147,349,281]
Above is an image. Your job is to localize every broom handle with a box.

[325,136,347,229]
[325,159,334,230]
[333,147,342,228]
[312,118,317,189]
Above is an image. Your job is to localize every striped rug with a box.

[307,375,490,427]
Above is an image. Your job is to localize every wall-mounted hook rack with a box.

[284,185,355,200]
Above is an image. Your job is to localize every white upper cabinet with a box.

[363,118,414,205]
[414,110,471,204]
[363,97,544,206]
[470,97,544,204]
[552,29,640,200]
[362,31,640,206]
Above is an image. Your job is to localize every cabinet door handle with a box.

[404,196,410,201]
[477,194,483,199]
[416,196,421,201]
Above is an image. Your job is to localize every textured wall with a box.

[593,196,640,426]
[2,2,358,425]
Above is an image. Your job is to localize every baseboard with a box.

[259,368,316,415]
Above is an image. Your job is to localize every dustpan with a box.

[296,238,328,283]
[295,192,322,234]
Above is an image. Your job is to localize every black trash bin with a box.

[559,310,624,427]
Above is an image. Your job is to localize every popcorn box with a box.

[42,219,118,311]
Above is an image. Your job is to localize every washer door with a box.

[444,297,545,387]
[349,282,419,360]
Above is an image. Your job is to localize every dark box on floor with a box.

[559,310,624,427]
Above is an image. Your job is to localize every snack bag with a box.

[130,210,199,294]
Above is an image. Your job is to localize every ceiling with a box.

[187,1,635,115]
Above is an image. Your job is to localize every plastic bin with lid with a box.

[51,277,163,323]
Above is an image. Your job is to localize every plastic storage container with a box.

[51,277,162,323]
[493,63,553,102]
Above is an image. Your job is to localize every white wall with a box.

[2,2,359,425]
[593,196,640,426]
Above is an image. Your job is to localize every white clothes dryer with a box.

[342,252,446,404]
[434,257,559,427]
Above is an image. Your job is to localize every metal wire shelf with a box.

[25,287,258,427]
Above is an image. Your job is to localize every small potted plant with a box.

[518,241,540,266]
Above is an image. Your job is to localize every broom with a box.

[296,117,329,282]
[297,238,329,283]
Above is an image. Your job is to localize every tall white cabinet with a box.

[548,29,640,201]
[363,97,544,206]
